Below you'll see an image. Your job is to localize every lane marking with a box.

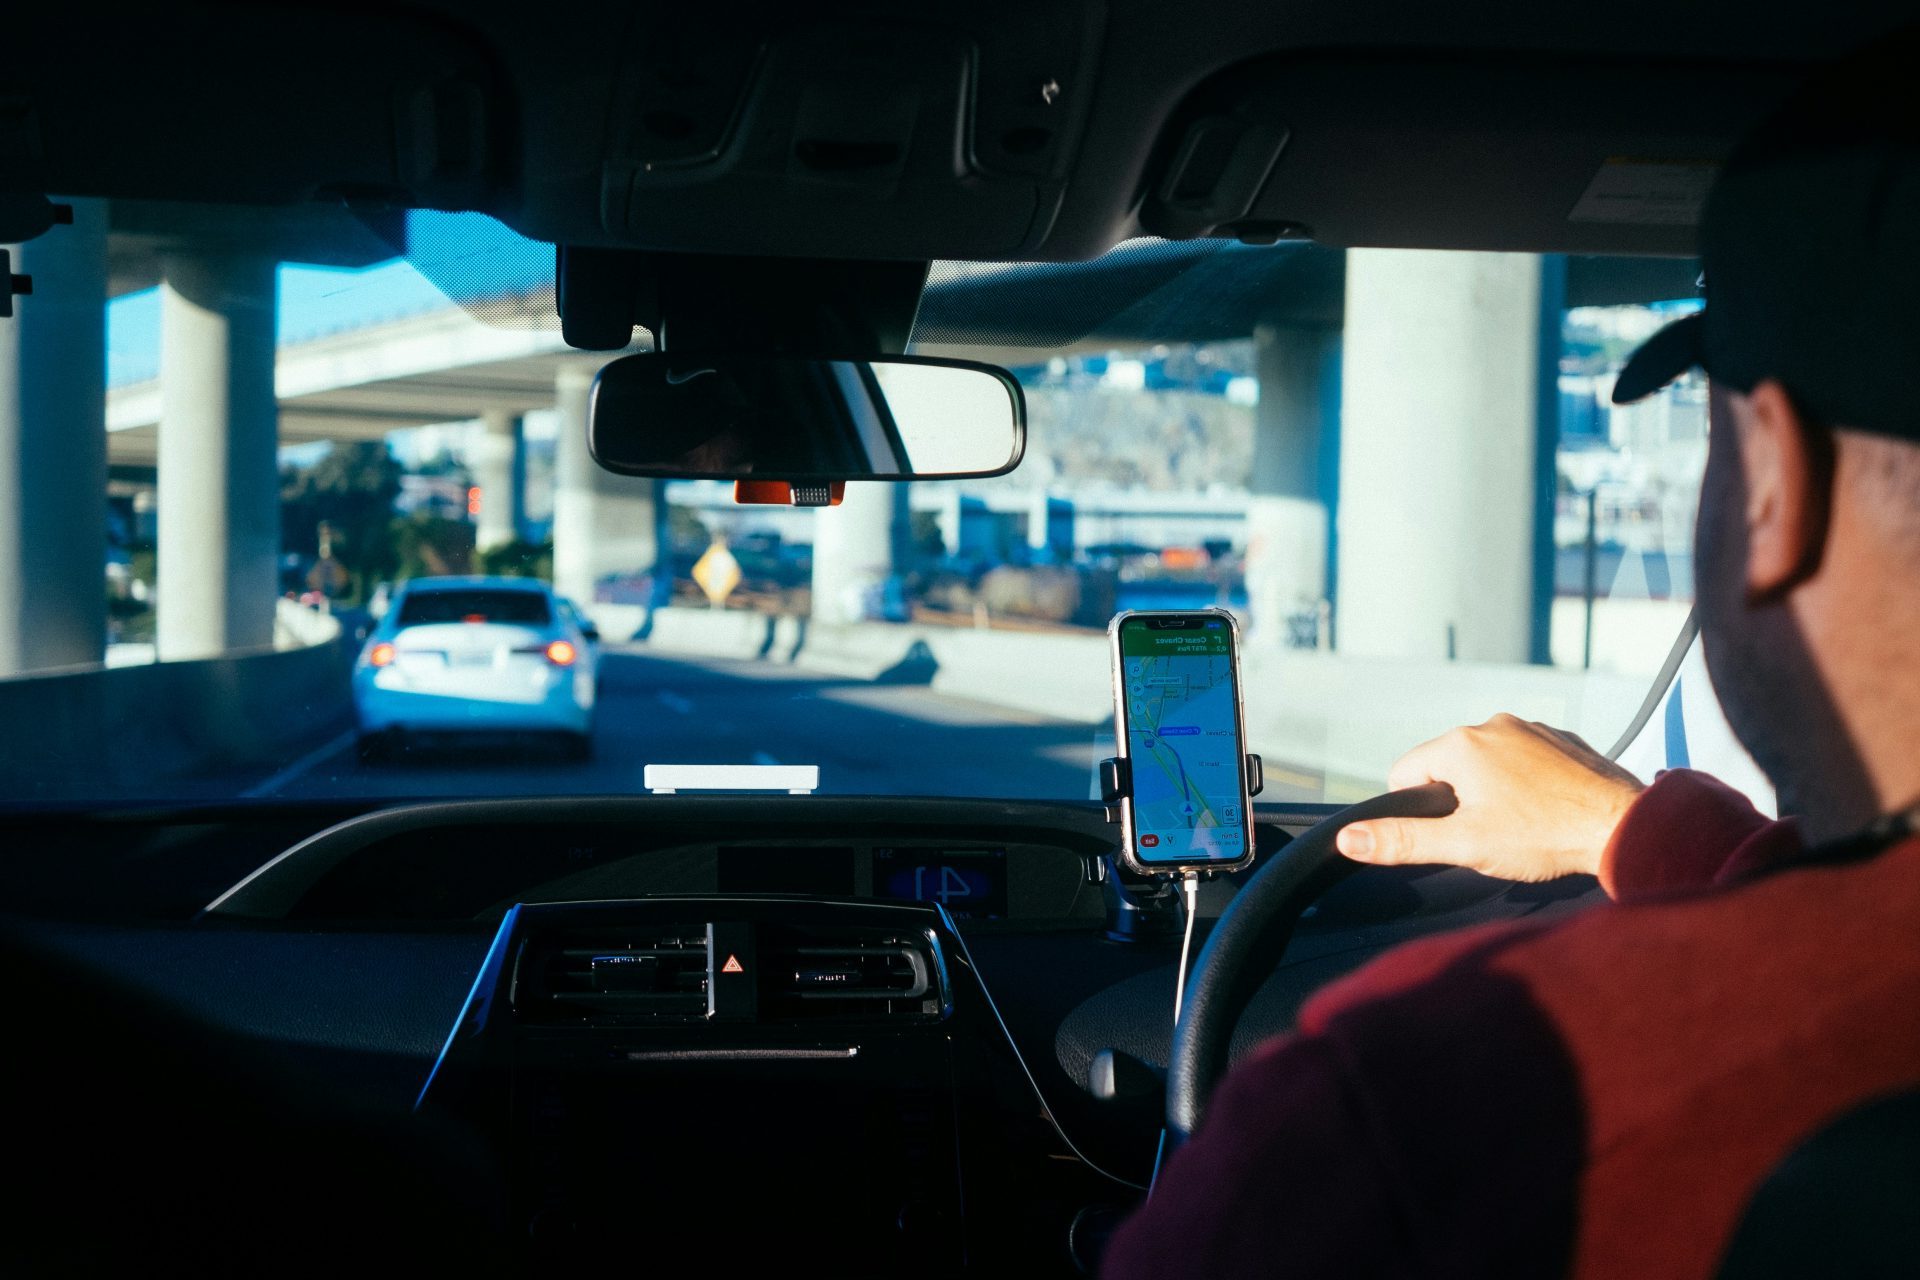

[656,690,695,715]
[240,728,358,798]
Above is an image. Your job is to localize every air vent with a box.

[515,927,710,1023]
[762,927,945,1022]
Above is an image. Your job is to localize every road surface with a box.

[249,646,1133,802]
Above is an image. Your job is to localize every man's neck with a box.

[1794,641,1920,847]
[1790,459,1920,847]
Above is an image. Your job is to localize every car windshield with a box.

[2,207,1730,809]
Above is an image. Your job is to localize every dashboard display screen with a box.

[874,849,1008,919]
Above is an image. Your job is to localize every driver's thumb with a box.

[1336,818,1434,865]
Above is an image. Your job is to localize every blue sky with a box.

[107,210,553,387]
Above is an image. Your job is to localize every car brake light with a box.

[368,642,397,667]
[545,639,577,666]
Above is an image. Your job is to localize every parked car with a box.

[352,576,595,759]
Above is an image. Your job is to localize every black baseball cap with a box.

[1612,29,1920,443]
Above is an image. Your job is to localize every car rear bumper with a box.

[353,671,594,736]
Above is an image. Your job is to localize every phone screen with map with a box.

[1111,611,1255,872]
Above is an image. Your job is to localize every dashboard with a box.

[422,895,1125,1272]
[204,795,1128,926]
[2,794,1603,1273]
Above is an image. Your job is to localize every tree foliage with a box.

[280,442,405,581]
[392,512,475,580]
[476,539,552,580]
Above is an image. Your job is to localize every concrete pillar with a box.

[933,488,963,560]
[1244,323,1340,648]
[1024,490,1074,563]
[156,251,279,661]
[1334,251,1563,663]
[551,367,596,602]
[551,363,660,604]
[1026,488,1051,558]
[0,200,109,675]
[472,409,522,552]
[811,481,907,625]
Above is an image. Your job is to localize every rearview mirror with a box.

[589,353,1024,481]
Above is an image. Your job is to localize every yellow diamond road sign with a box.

[692,542,742,607]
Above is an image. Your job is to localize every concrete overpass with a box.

[4,201,1702,679]
[105,301,600,465]
[5,196,408,673]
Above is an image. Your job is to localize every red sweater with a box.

[1106,770,1920,1279]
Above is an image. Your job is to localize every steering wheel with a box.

[1165,782,1460,1142]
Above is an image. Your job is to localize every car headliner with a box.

[7,1,1910,270]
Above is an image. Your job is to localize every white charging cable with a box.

[1151,870,1205,1193]
[1171,870,1201,1024]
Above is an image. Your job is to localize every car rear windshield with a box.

[396,590,551,626]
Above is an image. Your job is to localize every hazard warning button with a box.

[708,922,757,1020]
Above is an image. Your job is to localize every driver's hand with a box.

[1334,713,1644,882]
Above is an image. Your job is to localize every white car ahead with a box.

[353,577,597,759]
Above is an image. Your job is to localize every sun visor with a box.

[1143,53,1805,256]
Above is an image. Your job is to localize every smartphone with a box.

[1108,609,1257,875]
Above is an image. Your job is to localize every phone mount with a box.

[1097,755,1265,810]
[1094,752,1265,940]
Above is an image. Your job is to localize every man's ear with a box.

[1739,378,1832,602]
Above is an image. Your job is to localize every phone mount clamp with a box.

[1094,753,1264,942]
[1097,755,1265,816]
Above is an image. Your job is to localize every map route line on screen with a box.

[1132,654,1220,831]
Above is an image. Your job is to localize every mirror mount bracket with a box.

[559,247,929,358]
[734,480,846,507]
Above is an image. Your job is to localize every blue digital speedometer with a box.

[873,848,1008,919]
